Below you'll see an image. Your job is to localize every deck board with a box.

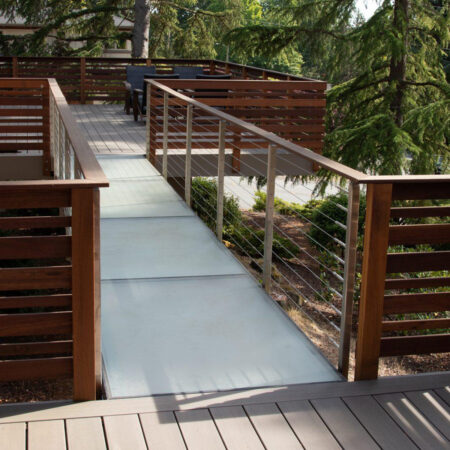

[376,392,450,449]
[175,409,225,450]
[210,405,264,450]
[311,397,379,449]
[28,420,66,450]
[103,414,147,450]
[278,399,341,449]
[0,374,448,449]
[66,417,107,450]
[140,411,186,450]
[0,422,26,450]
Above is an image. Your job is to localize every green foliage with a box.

[191,177,241,229]
[307,192,366,254]
[227,0,450,177]
[223,225,299,259]
[0,0,251,58]
[252,190,322,220]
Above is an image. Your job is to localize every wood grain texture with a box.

[355,183,392,380]
[72,188,97,401]
[0,357,72,382]
[380,334,450,356]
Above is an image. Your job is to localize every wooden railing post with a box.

[72,187,99,400]
[263,144,277,291]
[209,60,216,75]
[338,182,360,378]
[12,56,18,77]
[355,183,392,380]
[42,82,51,176]
[80,57,86,104]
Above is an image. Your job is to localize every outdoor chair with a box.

[133,73,180,121]
[173,66,204,79]
[124,65,156,114]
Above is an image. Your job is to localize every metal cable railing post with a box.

[185,104,193,206]
[145,83,151,161]
[263,144,277,292]
[162,92,169,179]
[217,119,226,239]
[338,182,360,378]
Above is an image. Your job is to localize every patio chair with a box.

[133,73,180,121]
[173,66,204,79]
[124,65,156,114]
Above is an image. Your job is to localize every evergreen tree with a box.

[228,0,450,175]
[0,0,232,58]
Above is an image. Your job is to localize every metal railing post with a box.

[263,144,277,291]
[162,92,169,179]
[216,120,226,239]
[145,82,151,161]
[338,182,360,378]
[185,104,193,206]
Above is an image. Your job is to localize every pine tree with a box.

[228,0,450,175]
[0,0,233,58]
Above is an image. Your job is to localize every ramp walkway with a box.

[98,154,340,398]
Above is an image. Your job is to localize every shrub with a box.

[307,193,366,254]
[191,178,241,230]
[253,191,323,221]
[223,225,299,259]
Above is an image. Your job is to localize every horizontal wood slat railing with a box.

[355,182,450,380]
[0,78,108,401]
[147,80,327,175]
[0,57,313,104]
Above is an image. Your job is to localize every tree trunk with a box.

[389,0,409,126]
[132,0,151,58]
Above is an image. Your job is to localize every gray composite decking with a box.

[0,373,448,449]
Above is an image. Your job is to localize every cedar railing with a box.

[0,57,312,104]
[0,78,108,400]
[147,79,450,379]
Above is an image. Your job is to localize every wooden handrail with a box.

[47,79,108,184]
[0,78,108,188]
[147,79,367,182]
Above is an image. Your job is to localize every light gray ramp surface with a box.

[100,155,341,398]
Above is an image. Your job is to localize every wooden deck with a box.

[71,105,146,154]
[0,373,448,449]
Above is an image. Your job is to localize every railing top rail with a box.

[212,59,320,82]
[147,79,366,182]
[0,78,108,188]
[148,79,450,185]
[47,78,108,185]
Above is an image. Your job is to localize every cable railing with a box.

[146,79,364,377]
[146,78,450,381]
